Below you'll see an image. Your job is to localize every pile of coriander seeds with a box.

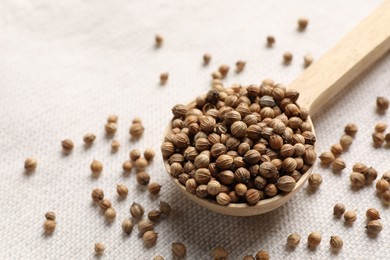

[162,81,317,205]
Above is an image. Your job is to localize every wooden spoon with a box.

[163,1,390,216]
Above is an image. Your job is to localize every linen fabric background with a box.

[0,0,389,259]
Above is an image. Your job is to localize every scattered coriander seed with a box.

[107,114,118,123]
[104,122,117,135]
[172,242,187,257]
[344,210,357,224]
[203,53,211,65]
[283,52,293,64]
[333,203,346,217]
[319,152,335,165]
[307,232,321,248]
[243,256,255,260]
[331,158,346,172]
[148,210,162,222]
[298,17,309,31]
[255,249,269,260]
[144,148,156,161]
[100,199,112,211]
[363,167,378,183]
[330,236,343,251]
[61,139,74,153]
[148,182,162,195]
[287,233,301,247]
[136,172,150,185]
[90,160,103,176]
[266,35,275,47]
[45,211,56,221]
[94,243,105,255]
[383,171,390,182]
[135,158,148,171]
[130,123,145,138]
[122,160,133,172]
[130,149,141,161]
[143,230,158,246]
[375,122,387,133]
[236,60,246,73]
[212,71,222,80]
[218,65,230,77]
[353,162,367,173]
[155,34,163,47]
[154,255,164,260]
[303,54,313,67]
[160,72,169,85]
[372,132,385,147]
[339,135,353,149]
[344,123,358,137]
[375,179,389,193]
[350,172,366,187]
[330,144,343,156]
[138,219,154,234]
[386,133,390,145]
[366,208,380,220]
[43,220,56,234]
[117,184,129,198]
[91,188,104,202]
[83,133,96,145]
[159,201,171,216]
[382,190,390,205]
[366,220,383,234]
[376,96,389,111]
[133,117,142,124]
[24,157,37,171]
[121,218,133,234]
[130,202,144,219]
[104,207,116,221]
[213,246,229,260]
[111,140,120,152]
[308,173,322,188]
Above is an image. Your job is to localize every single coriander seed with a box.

[385,133,390,145]
[376,96,389,111]
[283,52,293,64]
[43,220,56,234]
[330,144,343,155]
[375,179,389,193]
[339,135,353,149]
[218,65,230,78]
[136,171,150,185]
[138,219,154,234]
[91,188,104,202]
[330,236,343,250]
[148,210,162,222]
[61,139,74,153]
[319,152,335,165]
[308,173,322,188]
[159,201,172,216]
[243,256,255,260]
[213,246,229,260]
[366,220,383,234]
[160,72,169,85]
[130,202,144,219]
[366,208,380,220]
[287,233,301,247]
[90,160,103,176]
[303,54,313,68]
[154,255,164,260]
[332,158,346,172]
[104,207,116,221]
[122,160,133,172]
[107,114,118,123]
[99,199,112,211]
[382,190,390,205]
[307,232,321,248]
[344,210,357,224]
[94,243,105,255]
[111,140,120,152]
[372,132,385,147]
[298,17,309,31]
[117,184,129,198]
[121,219,133,234]
[135,158,148,171]
[350,172,365,187]
[104,122,117,135]
[155,34,163,47]
[24,157,37,171]
[45,211,56,221]
[130,149,141,161]
[172,242,187,257]
[236,60,246,73]
[203,53,211,65]
[344,123,358,137]
[83,133,96,145]
[333,203,346,217]
[266,35,275,47]
[255,249,269,260]
[148,182,162,195]
[375,122,387,133]
[133,117,142,124]
[144,148,156,161]
[130,123,145,138]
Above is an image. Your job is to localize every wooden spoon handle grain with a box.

[290,0,390,115]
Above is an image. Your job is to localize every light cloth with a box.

[0,0,389,259]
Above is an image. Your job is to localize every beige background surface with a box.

[0,0,389,259]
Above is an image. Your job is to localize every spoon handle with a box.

[290,0,390,116]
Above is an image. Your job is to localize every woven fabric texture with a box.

[0,0,389,259]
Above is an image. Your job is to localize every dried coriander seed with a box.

[350,172,365,187]
[366,220,383,234]
[383,171,390,182]
[344,210,357,224]
[383,190,390,205]
[303,54,313,68]
[266,35,275,47]
[298,17,308,31]
[104,207,116,221]
[43,220,56,234]
[236,60,246,73]
[375,122,387,133]
[90,160,103,176]
[130,149,141,161]
[148,210,162,222]
[105,122,117,135]
[111,140,120,152]
[94,243,105,255]
[122,160,133,172]
[255,250,269,260]
[45,211,56,221]
[339,135,353,149]
[159,201,171,216]
[344,123,358,137]
[307,232,321,248]
[366,208,380,220]
[138,219,154,234]
[130,123,145,138]
[287,233,301,247]
[154,255,164,260]
[308,173,322,188]
[333,203,346,217]
[332,158,346,172]
[218,65,229,77]
[319,152,335,165]
[143,230,158,246]
[283,52,293,64]
[363,167,378,183]
[207,180,222,196]
[83,133,96,145]
[213,246,229,260]
[121,218,133,234]
[243,256,255,260]
[172,242,187,257]
[155,34,163,47]
[136,172,150,185]
[375,179,389,193]
[117,184,128,198]
[144,148,156,161]
[160,72,169,85]
[216,192,231,205]
[246,189,261,205]
[91,188,104,202]
[24,157,37,171]
[61,139,74,153]
[372,132,385,147]
[107,114,118,123]
[277,176,296,192]
[376,96,389,111]
[385,133,390,145]
[330,236,343,251]
[330,144,343,155]
[130,202,144,219]
[148,182,162,195]
[203,53,211,65]
[99,199,112,211]
[135,158,148,171]
[353,162,367,173]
